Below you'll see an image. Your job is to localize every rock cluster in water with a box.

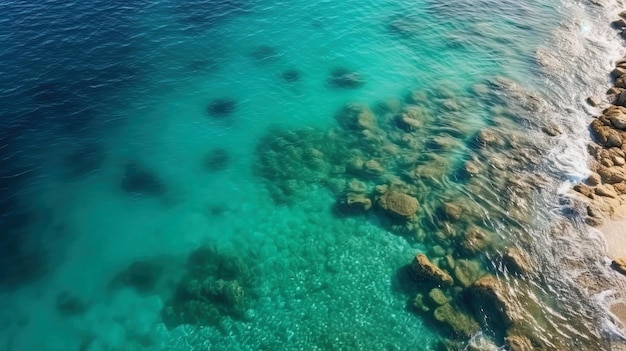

[253,77,600,349]
[161,246,257,330]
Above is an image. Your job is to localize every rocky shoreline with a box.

[571,8,626,347]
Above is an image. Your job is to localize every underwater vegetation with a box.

[120,162,167,197]
[326,68,364,89]
[280,69,301,83]
[161,246,258,330]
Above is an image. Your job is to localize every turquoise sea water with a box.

[0,0,623,350]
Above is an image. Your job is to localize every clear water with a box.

[0,0,621,350]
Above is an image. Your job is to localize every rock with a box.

[461,226,492,255]
[327,68,364,89]
[619,10,626,21]
[113,259,164,294]
[56,291,89,316]
[598,166,626,184]
[454,259,482,288]
[612,258,626,275]
[207,98,237,117]
[573,184,594,198]
[281,69,301,82]
[502,247,531,275]
[611,19,626,30]
[610,114,626,130]
[616,75,626,89]
[396,113,422,131]
[612,67,626,79]
[364,159,385,175]
[433,303,481,337]
[505,334,534,351]
[409,254,454,286]
[476,129,502,146]
[595,184,618,198]
[614,91,626,107]
[585,216,604,227]
[336,103,377,132]
[585,172,601,186]
[378,191,419,218]
[586,95,602,107]
[443,203,463,221]
[470,275,519,328]
[121,162,166,196]
[343,193,372,211]
[541,124,561,136]
[428,288,450,306]
[590,119,622,148]
[412,293,430,312]
[464,160,482,176]
[614,182,626,194]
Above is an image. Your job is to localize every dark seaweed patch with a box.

[281,69,301,83]
[120,162,166,196]
[207,98,237,117]
[327,68,364,89]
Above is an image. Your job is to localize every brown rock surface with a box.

[611,258,626,275]
[378,191,419,218]
[409,254,454,286]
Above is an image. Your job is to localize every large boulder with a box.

[409,254,454,286]
[590,119,622,148]
[378,191,419,218]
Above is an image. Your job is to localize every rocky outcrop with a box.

[409,254,454,286]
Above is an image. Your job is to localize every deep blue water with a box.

[0,0,621,350]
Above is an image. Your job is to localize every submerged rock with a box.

[327,68,364,89]
[453,259,482,288]
[207,98,237,117]
[409,254,454,286]
[56,291,89,316]
[460,226,492,255]
[433,303,481,338]
[112,259,165,294]
[505,334,534,351]
[281,69,301,82]
[335,103,377,132]
[502,247,532,276]
[121,162,166,196]
[378,191,419,218]
[335,193,372,214]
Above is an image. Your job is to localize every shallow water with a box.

[0,0,622,350]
